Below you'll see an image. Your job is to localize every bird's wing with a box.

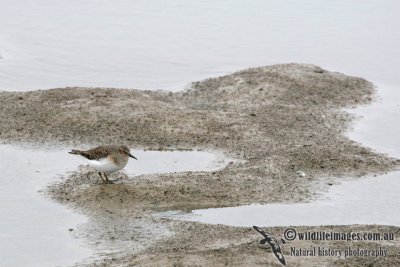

[82,146,112,160]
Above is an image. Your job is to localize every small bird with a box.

[69,144,137,183]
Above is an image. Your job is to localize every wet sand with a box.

[1,64,399,266]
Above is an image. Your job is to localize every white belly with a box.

[87,157,126,173]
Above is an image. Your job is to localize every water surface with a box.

[0,0,399,91]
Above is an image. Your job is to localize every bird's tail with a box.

[69,149,92,159]
[69,149,84,156]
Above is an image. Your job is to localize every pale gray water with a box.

[346,85,400,159]
[0,146,229,267]
[0,146,92,267]
[159,84,400,227]
[0,0,399,91]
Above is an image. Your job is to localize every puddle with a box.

[123,149,230,175]
[158,85,400,227]
[0,145,230,267]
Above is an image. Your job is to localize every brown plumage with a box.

[69,145,131,160]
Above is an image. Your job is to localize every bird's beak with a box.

[128,153,137,160]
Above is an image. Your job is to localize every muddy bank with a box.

[1,63,399,266]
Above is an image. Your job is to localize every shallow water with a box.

[0,145,229,267]
[0,146,91,267]
[346,85,400,159]
[0,0,399,91]
[124,149,229,175]
[159,84,400,227]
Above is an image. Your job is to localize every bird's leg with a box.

[98,172,107,183]
[104,173,113,184]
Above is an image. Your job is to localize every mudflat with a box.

[1,64,398,266]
